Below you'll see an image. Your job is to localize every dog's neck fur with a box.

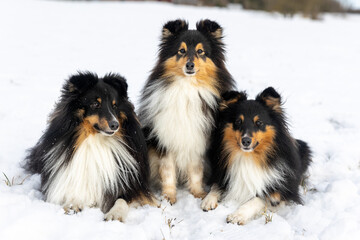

[223,152,284,204]
[44,133,139,209]
[141,76,218,171]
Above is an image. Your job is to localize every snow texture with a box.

[1,0,360,239]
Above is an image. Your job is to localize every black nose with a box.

[109,121,119,131]
[186,62,194,71]
[241,137,252,147]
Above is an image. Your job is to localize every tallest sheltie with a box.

[139,19,235,204]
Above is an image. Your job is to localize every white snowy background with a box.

[1,0,360,239]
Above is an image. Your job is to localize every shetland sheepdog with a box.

[25,72,157,221]
[138,19,235,204]
[201,87,311,225]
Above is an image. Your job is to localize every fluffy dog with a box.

[25,72,157,221]
[201,87,311,224]
[138,19,235,204]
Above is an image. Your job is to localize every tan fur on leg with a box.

[187,160,206,199]
[159,153,177,204]
[129,193,160,208]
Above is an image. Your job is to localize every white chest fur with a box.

[45,134,138,208]
[223,153,284,204]
[141,77,218,167]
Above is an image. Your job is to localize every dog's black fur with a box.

[25,72,153,213]
[208,87,311,204]
[138,19,235,202]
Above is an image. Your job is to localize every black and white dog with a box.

[138,19,235,204]
[25,72,157,221]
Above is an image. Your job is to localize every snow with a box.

[1,0,360,239]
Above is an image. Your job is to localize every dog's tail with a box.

[296,139,312,175]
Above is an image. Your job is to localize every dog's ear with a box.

[196,19,223,41]
[256,87,282,113]
[162,19,188,40]
[66,72,98,94]
[103,73,128,98]
[220,91,247,111]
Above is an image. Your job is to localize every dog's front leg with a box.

[187,158,206,199]
[201,184,221,211]
[226,197,265,225]
[159,153,177,204]
[104,198,129,222]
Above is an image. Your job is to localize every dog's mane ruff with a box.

[25,72,153,212]
[208,91,312,204]
[24,73,98,175]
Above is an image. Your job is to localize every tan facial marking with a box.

[179,42,187,52]
[75,115,99,149]
[162,41,219,96]
[192,56,219,95]
[195,43,205,55]
[222,122,276,168]
[97,98,102,104]
[222,123,241,166]
[163,55,188,78]
[250,126,276,167]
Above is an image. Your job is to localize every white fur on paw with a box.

[104,199,129,222]
[201,194,218,211]
[226,211,250,225]
[63,204,84,214]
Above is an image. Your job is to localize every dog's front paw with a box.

[63,204,83,214]
[104,199,129,222]
[226,212,249,225]
[201,193,218,211]
[191,189,207,200]
[163,193,176,205]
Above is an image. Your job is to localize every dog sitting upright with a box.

[202,87,311,225]
[25,72,157,221]
[138,19,235,204]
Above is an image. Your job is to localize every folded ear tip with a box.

[162,19,188,38]
[262,87,281,99]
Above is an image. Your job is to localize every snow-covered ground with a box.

[1,0,360,239]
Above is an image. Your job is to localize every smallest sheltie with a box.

[201,87,311,225]
[25,72,157,221]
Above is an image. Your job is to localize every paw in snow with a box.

[162,189,176,205]
[201,193,218,211]
[226,212,249,225]
[191,189,207,200]
[226,197,265,225]
[104,199,129,222]
[63,204,84,214]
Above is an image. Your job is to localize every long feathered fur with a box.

[25,72,152,213]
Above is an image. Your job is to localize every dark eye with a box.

[256,120,264,127]
[112,103,117,109]
[90,101,100,109]
[179,49,186,54]
[197,49,204,54]
[234,119,242,128]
